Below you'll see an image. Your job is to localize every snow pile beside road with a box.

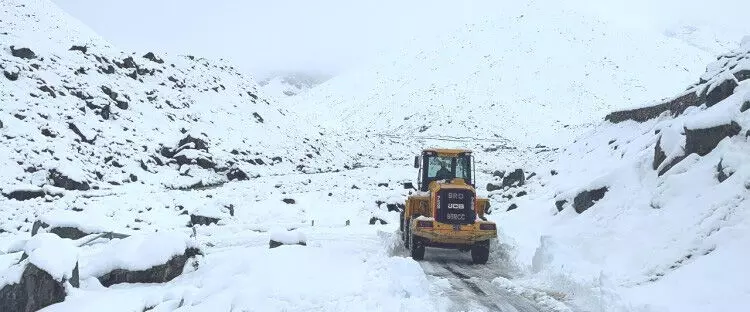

[499,40,750,312]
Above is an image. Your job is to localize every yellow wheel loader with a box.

[400,148,496,264]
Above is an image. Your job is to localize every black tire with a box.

[471,240,490,264]
[409,233,425,260]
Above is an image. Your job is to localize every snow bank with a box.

[82,231,196,278]
[269,228,306,245]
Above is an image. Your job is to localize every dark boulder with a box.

[282,198,296,204]
[97,248,201,287]
[555,200,567,212]
[573,187,608,214]
[48,169,90,191]
[653,136,667,170]
[684,122,741,156]
[269,239,306,249]
[4,70,18,81]
[226,168,249,181]
[194,157,216,170]
[740,101,750,113]
[516,191,527,197]
[49,227,90,240]
[386,203,404,212]
[10,46,36,59]
[32,221,91,239]
[705,78,737,107]
[3,189,46,201]
[492,170,505,178]
[177,135,208,151]
[487,183,503,192]
[734,69,750,82]
[502,169,525,188]
[190,214,219,226]
[69,45,87,54]
[0,263,67,312]
[717,159,732,183]
[369,217,387,225]
[507,203,518,211]
[142,52,164,64]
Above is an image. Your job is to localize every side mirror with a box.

[414,156,420,168]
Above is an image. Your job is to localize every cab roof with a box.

[422,148,472,156]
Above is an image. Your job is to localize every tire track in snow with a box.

[417,249,542,312]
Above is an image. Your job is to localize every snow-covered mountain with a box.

[258,72,330,98]
[0,0,348,197]
[497,40,750,312]
[295,1,713,148]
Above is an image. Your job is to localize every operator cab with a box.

[414,149,474,192]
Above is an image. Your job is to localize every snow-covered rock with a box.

[81,231,200,286]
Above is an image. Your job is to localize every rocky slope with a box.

[0,0,348,199]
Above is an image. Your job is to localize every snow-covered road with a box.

[419,251,542,312]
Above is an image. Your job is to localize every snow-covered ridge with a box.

[0,0,349,196]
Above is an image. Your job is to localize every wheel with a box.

[409,232,425,260]
[471,240,490,264]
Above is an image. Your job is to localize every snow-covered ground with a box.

[2,0,749,311]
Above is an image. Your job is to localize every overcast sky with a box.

[52,1,750,79]
[52,0,484,77]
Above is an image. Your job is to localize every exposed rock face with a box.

[573,187,608,214]
[705,78,737,107]
[10,46,36,59]
[190,214,219,226]
[31,221,91,239]
[487,183,503,192]
[684,122,741,156]
[2,189,45,201]
[385,203,404,212]
[606,91,703,123]
[369,217,387,225]
[0,264,67,312]
[502,169,525,188]
[48,169,90,191]
[97,248,201,287]
[555,200,567,212]
[282,198,296,204]
[226,168,249,181]
[653,136,668,170]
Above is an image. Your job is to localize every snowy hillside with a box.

[498,40,750,311]
[258,72,330,98]
[296,1,713,148]
[0,0,349,197]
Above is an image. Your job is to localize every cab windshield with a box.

[426,155,471,183]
